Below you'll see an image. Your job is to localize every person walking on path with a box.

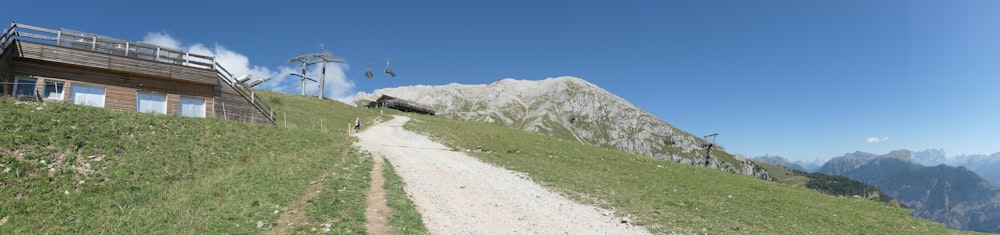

[354,117,361,132]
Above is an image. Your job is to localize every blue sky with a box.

[7,0,999,161]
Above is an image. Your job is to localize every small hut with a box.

[365,95,435,115]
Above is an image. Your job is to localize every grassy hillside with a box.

[0,92,421,234]
[753,160,809,185]
[403,114,968,234]
[1,90,979,234]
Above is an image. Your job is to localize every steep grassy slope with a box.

[403,114,966,234]
[0,92,412,234]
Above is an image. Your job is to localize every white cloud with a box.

[263,60,354,102]
[141,32,355,103]
[866,136,889,143]
[142,32,182,49]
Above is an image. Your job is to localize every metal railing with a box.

[0,22,215,69]
[0,23,17,52]
[215,62,276,122]
[1,22,276,123]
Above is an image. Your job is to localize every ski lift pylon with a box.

[385,58,396,78]
[365,63,374,78]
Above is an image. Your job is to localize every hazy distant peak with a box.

[884,149,913,161]
[913,148,947,166]
[836,150,911,162]
[752,155,822,172]
[843,151,879,160]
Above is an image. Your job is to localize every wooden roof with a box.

[366,95,435,115]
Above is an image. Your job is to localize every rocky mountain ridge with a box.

[355,76,771,180]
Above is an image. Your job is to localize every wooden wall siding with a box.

[9,58,254,122]
[205,96,215,117]
[15,71,216,118]
[12,60,214,98]
[0,46,13,95]
[167,94,178,115]
[105,85,135,111]
[29,78,215,118]
[11,41,217,85]
[215,82,273,124]
[3,40,266,124]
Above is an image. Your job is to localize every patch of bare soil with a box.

[364,154,395,235]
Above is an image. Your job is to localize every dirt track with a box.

[355,116,650,234]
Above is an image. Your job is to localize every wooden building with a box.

[0,22,275,124]
[365,95,435,115]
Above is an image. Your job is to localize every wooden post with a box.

[221,100,227,119]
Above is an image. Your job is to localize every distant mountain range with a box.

[355,77,771,179]
[912,149,1000,186]
[757,149,1000,186]
[752,155,823,172]
[817,150,1000,233]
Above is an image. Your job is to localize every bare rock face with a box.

[356,76,771,180]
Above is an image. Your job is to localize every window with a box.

[71,83,106,107]
[43,81,65,100]
[14,76,37,98]
[136,91,167,114]
[178,96,206,118]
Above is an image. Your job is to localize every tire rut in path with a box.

[355,115,651,234]
[364,154,394,235]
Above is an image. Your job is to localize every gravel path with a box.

[355,116,650,235]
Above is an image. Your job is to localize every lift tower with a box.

[699,133,719,167]
[287,49,344,99]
